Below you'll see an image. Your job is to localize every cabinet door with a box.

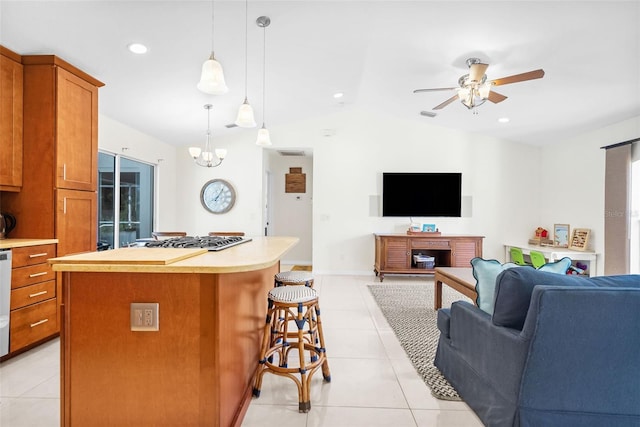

[384,238,410,269]
[56,67,98,192]
[0,52,23,190]
[56,189,97,256]
[451,239,481,267]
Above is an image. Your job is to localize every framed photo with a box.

[553,224,570,248]
[570,228,591,251]
[422,223,436,232]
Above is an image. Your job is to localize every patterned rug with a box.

[368,282,471,401]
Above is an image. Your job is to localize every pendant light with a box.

[255,16,272,146]
[197,0,228,95]
[234,0,256,128]
[189,104,227,168]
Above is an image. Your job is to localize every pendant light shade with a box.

[197,53,228,95]
[197,0,228,95]
[255,16,272,146]
[235,0,256,128]
[255,125,271,147]
[235,98,257,127]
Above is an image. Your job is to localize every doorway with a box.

[265,150,313,266]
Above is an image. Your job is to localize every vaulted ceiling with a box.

[2,1,639,147]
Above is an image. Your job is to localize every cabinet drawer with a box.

[412,239,450,249]
[12,244,56,267]
[10,298,58,353]
[10,280,56,310]
[11,263,55,289]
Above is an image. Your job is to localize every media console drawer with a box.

[412,240,450,249]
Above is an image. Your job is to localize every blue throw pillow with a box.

[538,257,572,274]
[471,257,520,315]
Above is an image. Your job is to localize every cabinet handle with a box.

[30,319,49,328]
[63,163,67,180]
[29,252,49,258]
[64,197,67,214]
[29,290,48,298]
[29,272,48,278]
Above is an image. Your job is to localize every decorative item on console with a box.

[528,226,552,246]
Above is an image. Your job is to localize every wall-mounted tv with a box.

[382,172,462,217]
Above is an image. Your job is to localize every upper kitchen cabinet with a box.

[0,46,24,192]
[22,56,103,191]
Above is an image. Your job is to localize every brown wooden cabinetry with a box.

[374,233,483,281]
[0,46,23,192]
[9,244,58,353]
[0,55,103,257]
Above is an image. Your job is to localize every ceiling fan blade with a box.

[413,87,456,93]
[469,63,489,82]
[487,91,508,104]
[433,95,459,110]
[490,69,545,86]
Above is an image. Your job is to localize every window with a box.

[98,152,155,249]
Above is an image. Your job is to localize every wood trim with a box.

[21,55,105,87]
[0,45,22,62]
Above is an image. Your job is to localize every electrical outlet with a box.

[131,303,159,331]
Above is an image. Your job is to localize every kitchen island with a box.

[49,236,298,427]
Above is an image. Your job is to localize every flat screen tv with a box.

[382,172,462,217]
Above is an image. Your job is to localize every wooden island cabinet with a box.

[374,233,483,281]
[50,237,298,427]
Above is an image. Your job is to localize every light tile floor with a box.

[0,273,483,427]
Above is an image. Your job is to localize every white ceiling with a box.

[2,1,639,147]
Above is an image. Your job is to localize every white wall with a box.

[539,116,640,275]
[102,109,640,276]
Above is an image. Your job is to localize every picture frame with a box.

[569,228,591,251]
[553,224,570,248]
[422,223,436,232]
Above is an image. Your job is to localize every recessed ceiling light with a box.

[333,92,344,99]
[128,43,148,54]
[498,117,510,123]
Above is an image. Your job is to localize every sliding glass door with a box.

[98,152,155,249]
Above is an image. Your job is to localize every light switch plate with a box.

[131,303,159,331]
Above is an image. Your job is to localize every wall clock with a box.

[200,179,236,214]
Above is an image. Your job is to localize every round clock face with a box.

[200,179,236,214]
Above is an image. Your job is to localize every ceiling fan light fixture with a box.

[478,82,492,99]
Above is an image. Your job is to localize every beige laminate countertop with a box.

[0,238,58,249]
[49,236,298,274]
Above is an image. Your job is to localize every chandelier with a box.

[188,104,227,168]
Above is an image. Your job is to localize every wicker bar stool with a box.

[253,286,331,413]
[274,270,314,288]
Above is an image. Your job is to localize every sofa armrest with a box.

[449,301,531,399]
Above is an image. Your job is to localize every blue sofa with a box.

[435,267,640,426]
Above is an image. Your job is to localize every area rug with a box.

[291,265,312,271]
[368,282,471,401]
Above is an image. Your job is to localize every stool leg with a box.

[295,302,312,412]
[253,299,275,397]
[314,303,331,382]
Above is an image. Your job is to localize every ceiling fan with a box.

[414,58,545,111]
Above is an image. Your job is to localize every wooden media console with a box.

[373,233,483,281]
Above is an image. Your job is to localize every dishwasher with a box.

[0,249,11,357]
